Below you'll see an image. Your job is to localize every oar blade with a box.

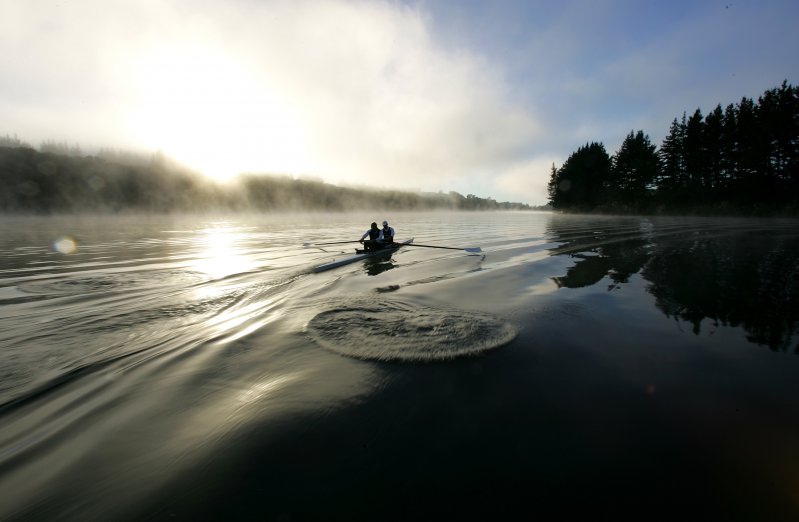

[464,247,482,253]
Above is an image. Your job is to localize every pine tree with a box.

[720,103,738,192]
[548,142,611,211]
[547,163,559,207]
[703,105,724,197]
[657,114,687,204]
[734,97,760,204]
[684,108,705,202]
[609,130,660,210]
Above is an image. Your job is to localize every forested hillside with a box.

[0,144,532,213]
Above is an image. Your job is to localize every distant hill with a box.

[0,146,534,213]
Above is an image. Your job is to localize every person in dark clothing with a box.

[381,220,395,244]
[359,222,381,251]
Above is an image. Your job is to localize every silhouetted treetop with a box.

[548,81,799,215]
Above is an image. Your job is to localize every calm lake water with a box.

[1,211,798,520]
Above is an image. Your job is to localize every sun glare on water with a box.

[129,45,313,182]
[189,225,255,280]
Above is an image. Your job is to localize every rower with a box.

[359,222,381,251]
[380,220,395,245]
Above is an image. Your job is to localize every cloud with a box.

[231,1,542,190]
[10,1,791,207]
[0,0,543,202]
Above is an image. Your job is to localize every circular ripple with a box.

[306,299,517,362]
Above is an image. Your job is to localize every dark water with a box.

[0,212,797,520]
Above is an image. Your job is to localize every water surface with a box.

[1,211,797,520]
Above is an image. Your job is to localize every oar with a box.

[406,243,482,253]
[303,240,357,247]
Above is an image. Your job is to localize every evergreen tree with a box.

[553,81,799,214]
[547,163,559,206]
[784,83,799,194]
[758,81,799,190]
[658,114,687,203]
[734,97,761,204]
[703,105,724,197]
[608,130,660,210]
[720,103,738,193]
[683,108,705,202]
[548,142,611,211]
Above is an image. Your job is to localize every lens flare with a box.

[53,236,77,254]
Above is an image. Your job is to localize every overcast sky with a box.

[2,0,797,205]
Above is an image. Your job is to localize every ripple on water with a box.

[17,270,203,296]
[306,298,517,362]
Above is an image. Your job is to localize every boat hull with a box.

[312,238,414,273]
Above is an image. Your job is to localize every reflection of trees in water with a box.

[644,232,798,352]
[549,218,651,291]
[547,217,799,353]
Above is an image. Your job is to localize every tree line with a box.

[0,144,532,213]
[548,81,799,214]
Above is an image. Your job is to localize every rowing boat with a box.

[312,238,414,273]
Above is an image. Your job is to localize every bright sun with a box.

[129,45,313,182]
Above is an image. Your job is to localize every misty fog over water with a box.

[1,211,797,520]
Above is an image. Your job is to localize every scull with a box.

[312,238,414,273]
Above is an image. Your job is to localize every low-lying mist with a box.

[0,146,536,214]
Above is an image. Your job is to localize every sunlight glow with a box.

[130,45,313,181]
[188,226,253,279]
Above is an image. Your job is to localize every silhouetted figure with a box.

[359,222,381,251]
[381,220,395,244]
